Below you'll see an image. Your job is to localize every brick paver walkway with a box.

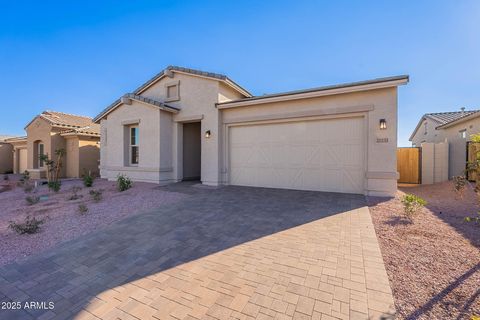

[0,183,395,320]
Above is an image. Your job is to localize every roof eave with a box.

[218,76,409,109]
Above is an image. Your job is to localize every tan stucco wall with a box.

[9,140,27,174]
[220,87,399,196]
[0,143,13,174]
[411,118,445,147]
[26,117,52,171]
[65,137,80,178]
[411,116,480,178]
[78,137,100,177]
[24,116,99,179]
[442,117,480,177]
[100,72,224,185]
[100,101,162,183]
[100,72,400,196]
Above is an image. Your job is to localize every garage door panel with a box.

[229,117,365,194]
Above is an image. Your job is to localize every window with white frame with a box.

[165,81,180,102]
[130,126,139,165]
[459,129,467,139]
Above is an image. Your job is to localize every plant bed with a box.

[0,178,186,266]
[368,181,480,320]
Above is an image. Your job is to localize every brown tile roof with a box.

[425,110,480,125]
[27,111,100,136]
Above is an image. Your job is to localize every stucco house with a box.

[94,66,408,196]
[409,108,480,178]
[0,136,14,174]
[6,111,100,179]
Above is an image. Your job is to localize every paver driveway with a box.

[0,183,395,320]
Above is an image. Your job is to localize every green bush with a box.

[82,171,94,187]
[401,194,427,220]
[9,216,44,234]
[48,181,61,192]
[116,174,132,192]
[89,189,103,202]
[25,195,40,206]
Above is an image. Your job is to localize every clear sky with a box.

[1,1,479,146]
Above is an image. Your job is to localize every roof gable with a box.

[94,65,251,123]
[409,110,480,141]
[25,111,100,136]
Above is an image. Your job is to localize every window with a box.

[424,122,427,135]
[130,126,139,165]
[460,129,467,139]
[38,143,44,168]
[165,80,180,102]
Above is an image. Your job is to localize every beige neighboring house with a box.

[409,109,480,178]
[5,111,100,179]
[0,135,15,174]
[94,66,408,196]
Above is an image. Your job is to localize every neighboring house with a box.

[94,65,408,196]
[6,111,100,179]
[0,135,14,174]
[409,109,480,178]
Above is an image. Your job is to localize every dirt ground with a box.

[0,176,186,267]
[368,181,480,320]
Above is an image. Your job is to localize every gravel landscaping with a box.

[368,181,480,320]
[0,176,186,267]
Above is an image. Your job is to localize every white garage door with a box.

[229,117,365,194]
[18,148,27,173]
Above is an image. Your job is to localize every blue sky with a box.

[1,1,479,146]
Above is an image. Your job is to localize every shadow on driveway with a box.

[0,182,365,319]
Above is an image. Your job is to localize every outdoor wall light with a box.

[379,119,387,130]
[205,130,211,138]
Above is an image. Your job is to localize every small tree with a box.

[401,194,427,221]
[40,148,66,192]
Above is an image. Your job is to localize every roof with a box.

[409,110,480,141]
[26,111,100,137]
[217,75,409,109]
[93,65,252,123]
[435,110,480,129]
[0,135,15,142]
[4,136,27,143]
[135,66,251,97]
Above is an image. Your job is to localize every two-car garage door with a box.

[228,116,365,194]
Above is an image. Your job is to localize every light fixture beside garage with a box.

[205,130,211,138]
[379,119,387,130]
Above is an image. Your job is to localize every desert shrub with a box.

[41,149,65,192]
[68,186,82,200]
[9,216,44,234]
[82,171,94,187]
[48,181,61,193]
[20,170,30,182]
[25,195,40,206]
[89,189,103,202]
[464,212,480,224]
[23,182,34,193]
[78,204,88,214]
[401,194,427,220]
[452,175,467,198]
[116,174,132,192]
